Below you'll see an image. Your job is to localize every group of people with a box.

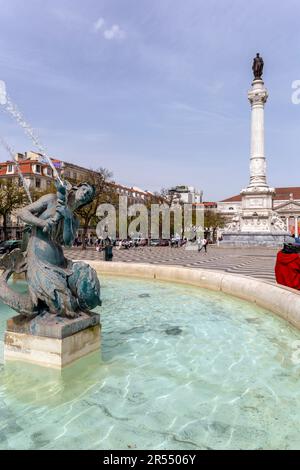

[72,235,210,252]
[73,236,96,247]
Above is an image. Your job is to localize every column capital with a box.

[248,86,268,106]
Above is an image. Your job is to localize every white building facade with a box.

[168,185,203,205]
[218,188,300,238]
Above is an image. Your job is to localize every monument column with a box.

[222,53,293,246]
[247,78,268,188]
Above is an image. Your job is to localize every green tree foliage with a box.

[0,179,27,240]
[204,209,226,241]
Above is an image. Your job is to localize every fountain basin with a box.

[1,272,300,449]
[89,261,300,331]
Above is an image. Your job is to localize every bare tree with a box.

[160,187,177,206]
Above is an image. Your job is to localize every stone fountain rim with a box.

[86,260,300,331]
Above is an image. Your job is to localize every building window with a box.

[7,164,13,173]
[47,167,52,176]
[64,170,70,177]
[47,180,51,188]
[35,178,41,189]
[35,164,41,174]
[73,172,77,180]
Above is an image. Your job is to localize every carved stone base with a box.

[4,312,101,369]
[221,232,295,247]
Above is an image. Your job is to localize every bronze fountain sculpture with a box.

[0,180,101,319]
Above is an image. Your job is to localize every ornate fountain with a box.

[0,180,101,368]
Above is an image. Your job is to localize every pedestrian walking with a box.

[103,237,113,261]
[197,236,202,252]
[198,237,208,253]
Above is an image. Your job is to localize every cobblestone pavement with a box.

[65,245,279,282]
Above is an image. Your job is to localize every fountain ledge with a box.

[88,261,300,331]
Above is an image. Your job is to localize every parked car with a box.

[150,239,160,247]
[132,238,148,247]
[159,239,170,246]
[0,240,22,255]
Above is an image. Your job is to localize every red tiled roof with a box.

[0,159,51,176]
[221,187,300,202]
[220,194,242,202]
[203,201,217,206]
[273,187,300,200]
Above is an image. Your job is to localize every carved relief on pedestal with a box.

[241,186,275,195]
[238,214,272,233]
[224,215,241,233]
[247,197,264,207]
[270,213,286,232]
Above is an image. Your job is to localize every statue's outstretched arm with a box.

[17,194,55,229]
[55,206,78,247]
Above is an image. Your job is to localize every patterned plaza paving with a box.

[65,245,279,283]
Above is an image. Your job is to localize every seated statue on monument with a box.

[0,181,101,319]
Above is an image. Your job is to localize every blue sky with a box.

[0,0,299,200]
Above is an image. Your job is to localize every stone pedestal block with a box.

[222,232,294,247]
[4,312,101,369]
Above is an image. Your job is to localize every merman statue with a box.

[0,180,101,318]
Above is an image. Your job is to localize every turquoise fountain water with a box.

[1,276,300,450]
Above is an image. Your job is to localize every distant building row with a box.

[0,150,162,239]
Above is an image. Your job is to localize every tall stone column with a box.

[221,53,293,246]
[247,79,268,188]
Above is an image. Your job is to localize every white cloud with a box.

[103,24,126,41]
[93,17,105,32]
[0,80,7,105]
